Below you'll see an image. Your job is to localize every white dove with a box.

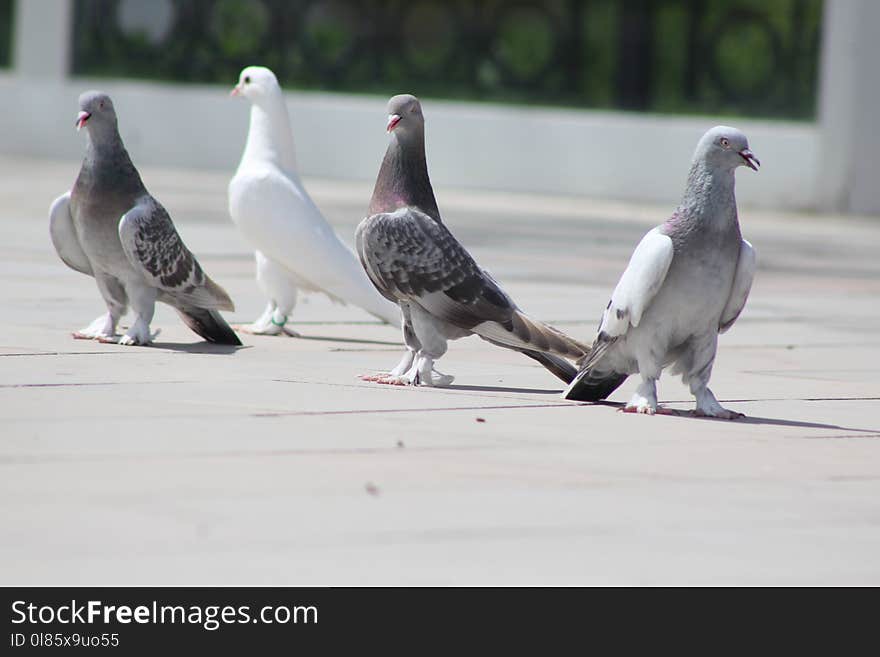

[228,66,400,335]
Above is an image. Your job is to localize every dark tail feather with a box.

[563,369,628,401]
[520,350,578,384]
[176,307,242,346]
[563,336,626,400]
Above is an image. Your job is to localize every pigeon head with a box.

[694,126,760,172]
[385,94,424,138]
[231,66,281,104]
[76,91,117,134]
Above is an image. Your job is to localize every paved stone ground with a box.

[1,155,879,585]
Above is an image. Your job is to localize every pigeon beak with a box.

[230,84,241,97]
[739,149,760,171]
[75,111,91,131]
[386,114,401,132]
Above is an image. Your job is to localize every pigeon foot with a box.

[413,356,454,387]
[693,407,745,420]
[360,372,397,383]
[620,404,681,416]
[693,388,743,419]
[234,322,300,337]
[101,322,159,346]
[72,313,117,341]
[360,350,419,385]
[359,372,413,386]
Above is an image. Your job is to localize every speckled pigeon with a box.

[355,94,587,387]
[49,91,240,346]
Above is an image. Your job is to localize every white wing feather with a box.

[599,227,674,338]
[49,192,93,276]
[719,239,756,333]
[229,166,399,324]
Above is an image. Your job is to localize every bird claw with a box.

[360,372,392,382]
[72,331,115,341]
[620,405,681,416]
[100,327,160,346]
[233,323,300,337]
[427,371,455,387]
[72,314,117,341]
[360,373,411,386]
[693,408,745,420]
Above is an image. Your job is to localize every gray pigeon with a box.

[564,126,758,419]
[355,94,587,387]
[49,91,241,346]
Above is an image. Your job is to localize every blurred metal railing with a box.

[9,0,880,213]
[69,0,819,119]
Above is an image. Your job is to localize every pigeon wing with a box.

[118,197,234,311]
[719,239,756,333]
[357,207,514,327]
[358,207,585,357]
[49,192,93,276]
[599,226,674,339]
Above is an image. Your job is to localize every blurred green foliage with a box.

[0,0,13,68]
[71,0,823,120]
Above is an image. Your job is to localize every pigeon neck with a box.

[78,129,145,197]
[369,132,440,221]
[238,98,298,175]
[678,159,738,228]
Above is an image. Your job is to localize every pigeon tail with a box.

[175,306,242,346]
[563,337,627,400]
[202,275,235,312]
[475,309,588,361]
[520,350,579,384]
[563,369,628,401]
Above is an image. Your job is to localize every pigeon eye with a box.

[244,76,251,84]
[720,137,730,148]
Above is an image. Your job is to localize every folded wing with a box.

[357,207,585,358]
[118,197,234,311]
[49,192,93,276]
[719,239,756,333]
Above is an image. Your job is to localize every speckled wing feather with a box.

[357,207,515,326]
[357,207,586,359]
[118,196,234,311]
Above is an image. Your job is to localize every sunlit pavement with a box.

[2,156,879,585]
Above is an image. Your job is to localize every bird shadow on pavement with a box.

[586,400,880,434]
[150,342,249,355]
[732,415,880,434]
[296,335,403,347]
[446,384,562,395]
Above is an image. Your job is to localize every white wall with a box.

[0,73,820,211]
[2,0,871,213]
